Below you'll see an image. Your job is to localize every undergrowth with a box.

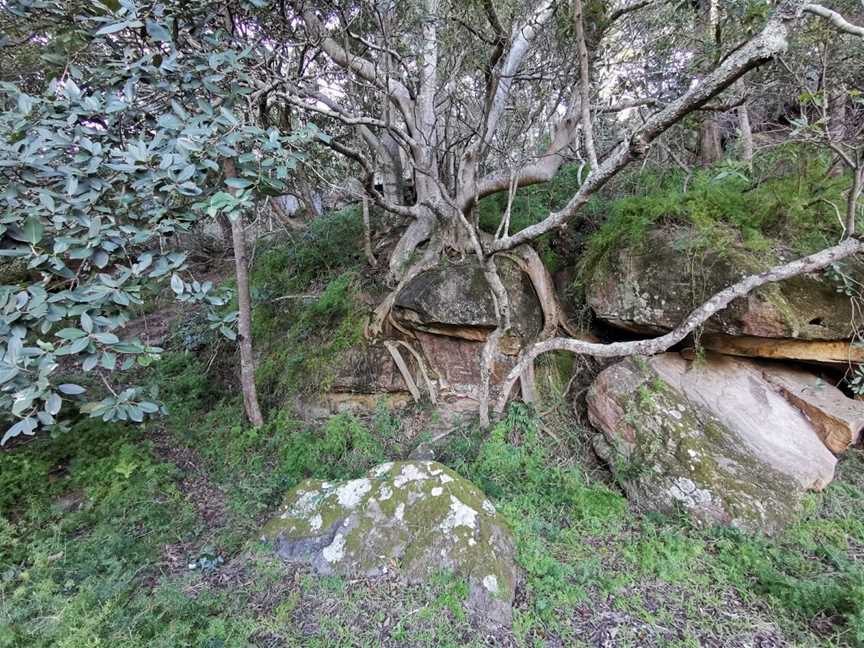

[250,206,368,406]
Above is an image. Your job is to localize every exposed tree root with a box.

[383,341,422,402]
[362,196,377,267]
[392,339,438,404]
[478,255,512,428]
[493,236,864,415]
[366,239,442,338]
[497,246,562,338]
[387,215,435,284]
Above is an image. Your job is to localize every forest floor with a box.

[4,189,864,647]
[3,291,864,648]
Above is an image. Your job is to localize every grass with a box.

[476,150,856,287]
[4,164,864,645]
[6,322,864,646]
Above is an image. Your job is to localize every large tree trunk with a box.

[224,160,264,428]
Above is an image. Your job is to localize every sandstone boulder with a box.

[394,258,542,343]
[760,363,864,454]
[259,461,518,626]
[587,353,837,534]
[700,334,864,366]
[586,227,862,343]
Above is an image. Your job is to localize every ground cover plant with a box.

[4,213,864,647]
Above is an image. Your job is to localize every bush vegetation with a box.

[4,169,864,646]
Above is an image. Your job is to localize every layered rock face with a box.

[587,352,864,534]
[585,227,864,364]
[308,258,543,418]
[392,257,542,399]
[259,461,518,626]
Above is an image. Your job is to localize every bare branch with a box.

[300,10,416,130]
[495,236,864,413]
[803,3,864,38]
[491,5,794,252]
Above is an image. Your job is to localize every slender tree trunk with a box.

[737,102,753,167]
[296,165,321,220]
[362,196,378,267]
[573,0,597,170]
[217,213,234,252]
[847,164,862,237]
[224,159,264,428]
[697,0,722,166]
[698,119,723,166]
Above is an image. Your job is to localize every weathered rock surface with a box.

[330,344,410,393]
[586,227,862,343]
[259,461,518,626]
[587,353,837,534]
[700,334,864,366]
[760,363,864,454]
[394,258,542,343]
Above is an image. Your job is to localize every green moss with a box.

[577,155,853,288]
[255,271,367,405]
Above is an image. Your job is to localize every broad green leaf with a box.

[145,20,172,43]
[45,392,62,416]
[56,328,87,340]
[21,218,43,245]
[94,332,120,344]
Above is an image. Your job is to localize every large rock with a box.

[587,353,837,534]
[330,344,410,393]
[700,334,864,366]
[259,461,518,626]
[586,227,861,342]
[760,363,864,454]
[394,258,542,344]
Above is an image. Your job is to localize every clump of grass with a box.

[255,271,366,405]
[578,152,850,285]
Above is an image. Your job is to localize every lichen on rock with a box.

[587,353,838,535]
[258,460,518,626]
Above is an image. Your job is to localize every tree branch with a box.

[803,3,864,38]
[495,235,864,413]
[491,3,795,252]
[300,9,416,131]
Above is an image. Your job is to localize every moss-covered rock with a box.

[393,257,542,343]
[259,460,518,626]
[585,226,862,340]
[587,353,837,535]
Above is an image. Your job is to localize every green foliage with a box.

[256,271,366,404]
[442,404,628,630]
[578,154,852,286]
[248,207,367,408]
[475,164,605,273]
[253,206,364,297]
[0,0,318,441]
[276,411,386,483]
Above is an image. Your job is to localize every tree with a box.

[281,0,864,423]
[0,0,317,441]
